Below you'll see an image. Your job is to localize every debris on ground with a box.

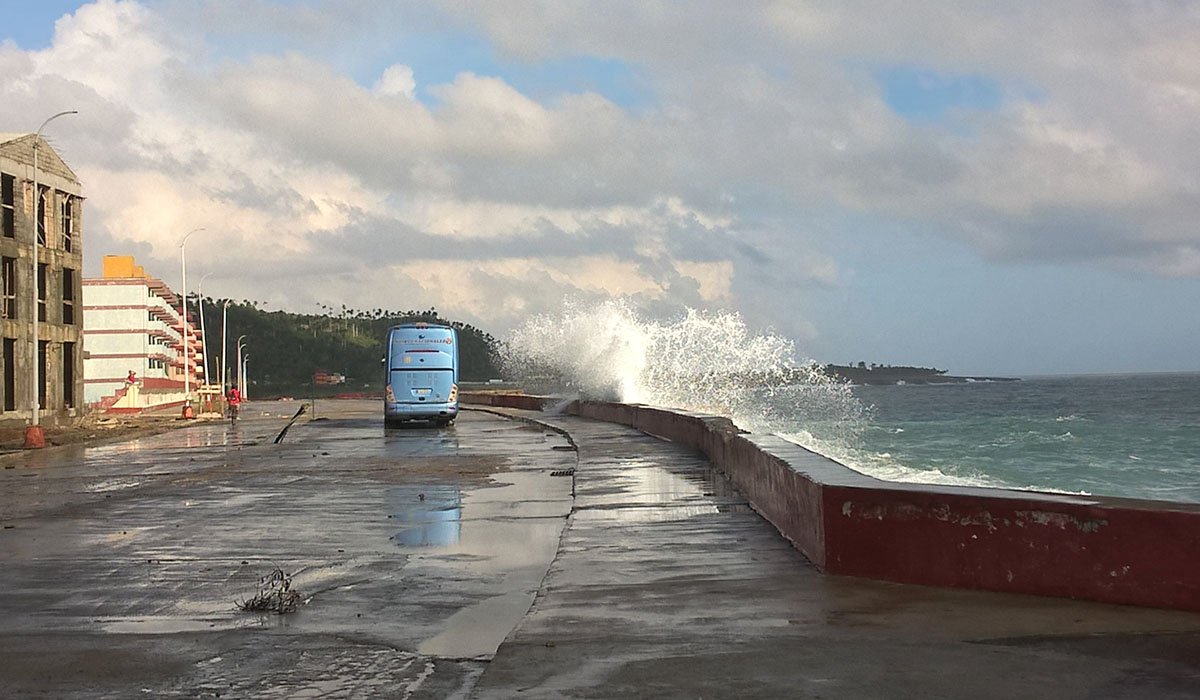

[237,568,302,614]
[0,414,182,450]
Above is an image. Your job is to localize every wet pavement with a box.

[0,401,575,698]
[474,407,1200,700]
[2,401,1200,699]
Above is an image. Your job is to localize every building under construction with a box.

[0,132,85,426]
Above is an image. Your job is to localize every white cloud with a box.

[373,64,416,98]
[2,0,1197,351]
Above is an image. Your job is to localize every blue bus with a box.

[384,323,459,426]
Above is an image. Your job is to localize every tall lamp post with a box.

[220,299,231,389]
[241,354,250,401]
[235,335,247,396]
[179,227,204,418]
[25,110,77,449]
[197,273,212,385]
[196,273,212,414]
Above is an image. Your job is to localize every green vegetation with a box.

[823,363,1018,385]
[194,300,502,397]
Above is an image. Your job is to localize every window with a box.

[37,263,47,322]
[1,173,14,238]
[1,257,15,320]
[37,340,47,410]
[62,268,76,325]
[2,338,14,412]
[62,341,75,408]
[58,193,75,252]
[36,186,49,246]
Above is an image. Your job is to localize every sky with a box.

[1,0,1198,376]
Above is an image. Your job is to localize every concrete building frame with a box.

[0,132,85,426]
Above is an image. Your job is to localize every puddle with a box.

[387,470,572,659]
[389,486,463,547]
[576,459,739,522]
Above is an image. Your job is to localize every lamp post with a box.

[196,273,214,414]
[197,273,212,390]
[241,354,250,401]
[235,335,246,396]
[220,300,231,388]
[179,227,204,418]
[25,110,77,449]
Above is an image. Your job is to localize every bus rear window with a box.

[393,349,454,370]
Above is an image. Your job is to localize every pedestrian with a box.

[226,385,242,422]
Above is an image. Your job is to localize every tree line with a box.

[194,299,503,396]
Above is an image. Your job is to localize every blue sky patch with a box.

[1,0,84,49]
[876,65,1002,123]
[384,32,650,110]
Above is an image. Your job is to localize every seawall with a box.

[462,392,1200,612]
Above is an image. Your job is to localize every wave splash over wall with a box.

[501,299,869,451]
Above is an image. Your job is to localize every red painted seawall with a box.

[462,393,1200,611]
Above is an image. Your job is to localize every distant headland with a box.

[823,363,1020,386]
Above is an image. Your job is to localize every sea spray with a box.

[500,301,1199,499]
[501,298,869,450]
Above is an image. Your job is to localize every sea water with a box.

[504,300,1200,505]
[843,374,1200,503]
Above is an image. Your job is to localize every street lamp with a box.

[241,354,250,401]
[197,272,212,390]
[237,333,249,393]
[179,227,204,417]
[221,299,231,388]
[26,110,77,449]
[236,335,247,396]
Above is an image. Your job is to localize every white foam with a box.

[777,431,1006,489]
[503,299,996,488]
[503,299,863,431]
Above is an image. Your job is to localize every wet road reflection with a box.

[390,486,463,547]
[0,402,577,697]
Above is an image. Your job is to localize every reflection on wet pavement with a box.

[390,486,462,547]
[0,402,576,697]
[574,457,739,522]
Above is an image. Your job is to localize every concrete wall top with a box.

[742,435,884,490]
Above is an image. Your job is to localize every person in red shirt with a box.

[226,385,242,421]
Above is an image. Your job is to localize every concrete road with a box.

[3,400,1200,699]
[475,408,1200,700]
[0,401,575,698]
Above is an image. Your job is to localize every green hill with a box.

[194,300,502,397]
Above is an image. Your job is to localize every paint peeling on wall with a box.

[1015,510,1107,533]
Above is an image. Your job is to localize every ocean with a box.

[801,373,1200,504]
[505,301,1200,505]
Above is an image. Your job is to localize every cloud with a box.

[2,0,1197,350]
[374,64,416,98]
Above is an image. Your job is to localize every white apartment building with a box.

[82,255,203,412]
